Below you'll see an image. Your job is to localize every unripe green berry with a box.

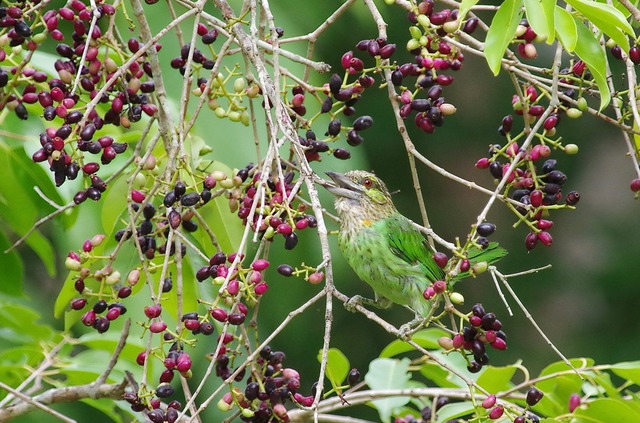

[214,107,226,118]
[566,108,582,118]
[564,144,579,154]
[442,20,459,33]
[472,261,488,275]
[228,111,241,122]
[450,292,465,304]
[417,15,431,29]
[406,38,421,51]
[409,26,422,40]
[233,78,246,92]
[105,271,121,286]
[577,97,588,111]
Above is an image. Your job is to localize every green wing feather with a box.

[384,215,445,282]
[452,242,508,282]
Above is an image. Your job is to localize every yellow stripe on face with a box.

[363,219,372,227]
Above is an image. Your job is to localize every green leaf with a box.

[572,16,611,110]
[572,397,640,422]
[419,362,460,388]
[365,358,412,422]
[0,145,58,276]
[435,401,475,423]
[0,231,24,296]
[524,0,555,43]
[318,348,350,388]
[555,6,578,51]
[565,0,633,52]
[54,269,77,320]
[0,302,54,344]
[484,0,524,75]
[193,164,244,254]
[458,0,480,22]
[101,175,128,236]
[380,328,449,357]
[475,364,518,392]
[610,360,640,385]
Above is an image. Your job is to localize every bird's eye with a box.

[362,178,373,188]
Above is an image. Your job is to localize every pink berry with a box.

[568,393,581,412]
[136,351,147,366]
[537,231,553,246]
[307,272,325,284]
[488,405,504,419]
[482,395,496,409]
[630,178,640,192]
[210,308,228,322]
[149,321,167,333]
[131,190,145,203]
[433,280,447,294]
[144,304,162,319]
[475,158,490,169]
[254,281,269,295]
[252,259,270,271]
[490,338,507,350]
[536,219,553,230]
[277,223,292,235]
[422,286,436,300]
[459,259,470,272]
[432,252,448,268]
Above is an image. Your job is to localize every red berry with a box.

[144,304,162,318]
[433,280,447,294]
[525,232,538,250]
[459,259,470,272]
[490,338,507,350]
[482,395,496,409]
[475,158,490,169]
[488,405,504,419]
[569,393,581,412]
[536,219,553,229]
[210,308,228,322]
[537,231,553,246]
[136,351,147,365]
[149,321,167,333]
[530,189,543,207]
[251,259,270,271]
[432,252,448,268]
[131,189,145,203]
[630,178,640,192]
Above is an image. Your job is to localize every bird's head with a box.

[324,170,397,223]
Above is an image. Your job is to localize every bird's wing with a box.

[384,215,445,282]
[452,242,508,281]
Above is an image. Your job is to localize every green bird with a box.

[325,170,507,329]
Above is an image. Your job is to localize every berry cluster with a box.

[215,344,313,422]
[228,166,319,251]
[65,234,138,333]
[393,0,478,134]
[393,396,451,423]
[475,82,582,249]
[14,3,161,200]
[438,303,507,373]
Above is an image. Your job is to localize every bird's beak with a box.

[324,171,362,200]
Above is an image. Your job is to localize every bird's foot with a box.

[344,295,365,313]
[397,316,427,340]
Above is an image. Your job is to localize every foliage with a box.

[1,0,640,422]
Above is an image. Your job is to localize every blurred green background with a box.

[7,0,640,421]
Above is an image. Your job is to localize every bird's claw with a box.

[398,323,413,341]
[344,295,364,313]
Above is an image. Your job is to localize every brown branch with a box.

[0,380,129,422]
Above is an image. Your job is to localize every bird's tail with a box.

[450,242,508,282]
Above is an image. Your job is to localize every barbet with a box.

[325,170,507,328]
